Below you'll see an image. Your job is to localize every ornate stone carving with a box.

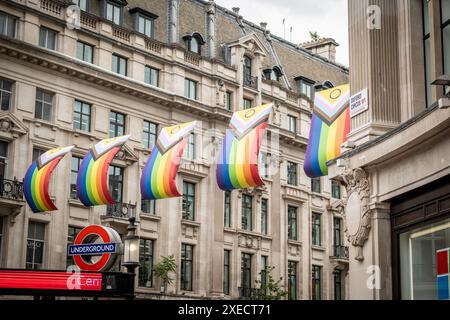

[340,168,372,261]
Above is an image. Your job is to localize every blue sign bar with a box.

[68,243,117,256]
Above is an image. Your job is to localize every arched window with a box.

[183,33,205,55]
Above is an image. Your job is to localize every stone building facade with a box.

[327,0,450,300]
[0,0,349,299]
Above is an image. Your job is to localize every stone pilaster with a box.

[168,0,180,44]
[206,0,216,59]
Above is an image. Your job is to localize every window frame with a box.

[0,78,13,111]
[105,1,123,25]
[76,41,94,64]
[26,221,46,270]
[311,177,321,193]
[331,180,341,199]
[143,120,158,150]
[109,111,125,138]
[39,27,58,51]
[144,66,159,87]
[241,194,253,231]
[35,89,53,122]
[333,269,342,300]
[225,91,232,110]
[288,260,298,300]
[138,238,154,288]
[224,191,232,228]
[0,11,17,38]
[441,0,450,78]
[288,205,298,241]
[183,132,196,160]
[288,115,297,133]
[261,198,268,235]
[181,243,194,291]
[0,140,7,178]
[108,165,124,202]
[112,53,128,76]
[241,253,252,293]
[243,98,253,110]
[70,156,83,199]
[287,161,298,186]
[223,249,231,295]
[312,212,322,246]
[182,181,196,221]
[184,78,198,100]
[66,226,82,267]
[73,100,91,132]
[141,199,156,215]
[312,265,322,300]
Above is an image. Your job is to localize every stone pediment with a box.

[227,33,268,57]
[115,144,139,163]
[0,111,29,138]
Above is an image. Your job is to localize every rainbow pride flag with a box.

[76,135,130,206]
[23,146,74,213]
[140,121,197,200]
[304,84,350,177]
[216,103,272,191]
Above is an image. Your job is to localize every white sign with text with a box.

[350,88,369,118]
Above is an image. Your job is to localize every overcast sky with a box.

[214,0,349,66]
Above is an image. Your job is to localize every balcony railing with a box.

[106,202,136,220]
[0,177,24,201]
[332,245,349,260]
[243,74,258,90]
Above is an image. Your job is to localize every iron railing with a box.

[106,202,136,220]
[243,74,258,90]
[332,245,349,260]
[0,177,23,201]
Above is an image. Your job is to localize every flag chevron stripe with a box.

[304,84,350,178]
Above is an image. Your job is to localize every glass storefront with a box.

[399,218,450,299]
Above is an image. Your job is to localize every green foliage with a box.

[253,266,288,300]
[309,31,320,41]
[153,255,177,292]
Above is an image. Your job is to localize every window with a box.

[183,133,196,160]
[261,255,268,288]
[106,2,122,25]
[241,253,252,297]
[442,0,450,77]
[0,141,8,178]
[224,191,231,228]
[32,148,46,162]
[184,78,197,100]
[73,0,87,11]
[333,217,343,247]
[66,226,82,267]
[76,41,93,63]
[312,212,322,246]
[243,98,252,110]
[223,250,230,295]
[112,54,127,76]
[143,120,158,149]
[144,66,159,87]
[39,27,57,50]
[288,261,298,300]
[109,111,125,138]
[263,68,281,81]
[301,82,313,99]
[73,100,91,132]
[35,89,53,121]
[331,180,341,199]
[334,270,342,300]
[26,221,45,269]
[108,165,123,202]
[225,91,232,110]
[423,0,432,107]
[259,152,270,179]
[287,161,298,186]
[312,265,322,300]
[288,206,298,241]
[0,11,16,38]
[181,244,193,291]
[137,15,154,38]
[0,78,12,111]
[70,157,82,199]
[288,115,297,133]
[243,55,252,80]
[139,239,154,288]
[242,194,253,231]
[261,198,268,235]
[295,76,315,100]
[182,181,195,220]
[185,35,203,54]
[311,177,321,193]
[141,199,156,215]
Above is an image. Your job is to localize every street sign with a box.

[350,88,369,118]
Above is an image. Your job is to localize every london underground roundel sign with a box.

[68,225,122,272]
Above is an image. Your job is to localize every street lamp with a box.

[431,75,450,109]
[122,216,140,300]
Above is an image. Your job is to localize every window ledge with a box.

[73,129,97,141]
[181,219,200,227]
[140,213,161,221]
[312,245,326,252]
[68,198,86,208]
[287,239,302,246]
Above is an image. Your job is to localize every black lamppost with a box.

[122,216,140,300]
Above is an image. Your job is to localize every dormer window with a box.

[295,76,315,100]
[263,66,283,81]
[102,0,128,25]
[183,33,205,55]
[130,7,158,38]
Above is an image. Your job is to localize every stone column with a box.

[168,0,180,44]
[348,0,401,145]
[206,1,216,59]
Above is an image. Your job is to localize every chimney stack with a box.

[260,22,268,29]
[232,7,240,15]
[301,38,339,62]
